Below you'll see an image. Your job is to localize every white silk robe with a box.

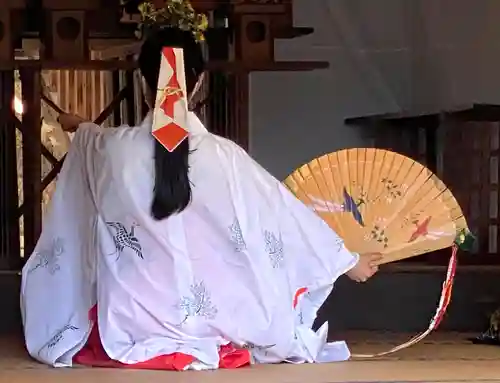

[20,112,359,369]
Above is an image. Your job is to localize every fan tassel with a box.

[350,244,458,358]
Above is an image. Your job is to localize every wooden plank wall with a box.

[39,66,115,230]
[206,72,249,151]
[440,120,500,264]
[364,124,427,168]
[42,69,114,124]
[13,52,249,268]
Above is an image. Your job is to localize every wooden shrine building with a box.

[2,0,500,336]
[0,0,327,332]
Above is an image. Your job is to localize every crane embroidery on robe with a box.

[264,230,284,268]
[106,222,143,260]
[293,289,309,326]
[240,342,275,350]
[229,219,246,252]
[28,237,64,275]
[238,342,275,360]
[297,310,304,325]
[177,280,218,325]
[334,237,345,252]
[45,324,79,350]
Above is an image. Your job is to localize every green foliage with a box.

[122,0,208,42]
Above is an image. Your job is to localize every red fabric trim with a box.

[73,305,251,370]
[293,287,308,309]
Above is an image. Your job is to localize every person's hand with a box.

[57,113,87,133]
[346,252,383,283]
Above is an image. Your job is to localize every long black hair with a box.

[138,28,205,220]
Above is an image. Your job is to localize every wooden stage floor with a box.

[2,332,500,383]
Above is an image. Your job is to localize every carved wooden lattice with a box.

[38,81,132,192]
[12,66,137,264]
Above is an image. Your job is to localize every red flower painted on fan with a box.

[408,216,431,242]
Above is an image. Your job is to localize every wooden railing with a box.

[0,62,139,270]
[0,60,249,270]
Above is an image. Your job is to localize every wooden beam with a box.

[231,1,287,14]
[92,41,142,60]
[273,27,314,39]
[444,103,500,122]
[23,38,143,52]
[5,0,25,7]
[42,0,99,10]
[89,39,139,50]
[189,0,221,11]
[345,112,440,128]
[0,59,329,72]
[39,86,129,190]
[345,103,500,126]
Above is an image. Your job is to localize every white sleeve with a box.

[21,129,98,367]
[276,183,359,285]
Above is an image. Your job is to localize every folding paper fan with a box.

[152,47,189,152]
[284,148,474,357]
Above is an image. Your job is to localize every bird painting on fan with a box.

[401,211,425,228]
[408,216,431,242]
[305,187,365,227]
[407,216,453,243]
[342,187,365,226]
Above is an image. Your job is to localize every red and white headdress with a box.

[152,47,189,152]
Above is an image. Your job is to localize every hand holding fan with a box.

[284,148,474,357]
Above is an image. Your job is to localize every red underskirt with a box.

[73,305,251,370]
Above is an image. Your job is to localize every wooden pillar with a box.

[111,70,121,126]
[124,71,133,126]
[0,71,20,270]
[228,0,291,151]
[206,22,231,141]
[233,74,249,150]
[0,1,24,270]
[20,68,42,257]
[204,6,252,150]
